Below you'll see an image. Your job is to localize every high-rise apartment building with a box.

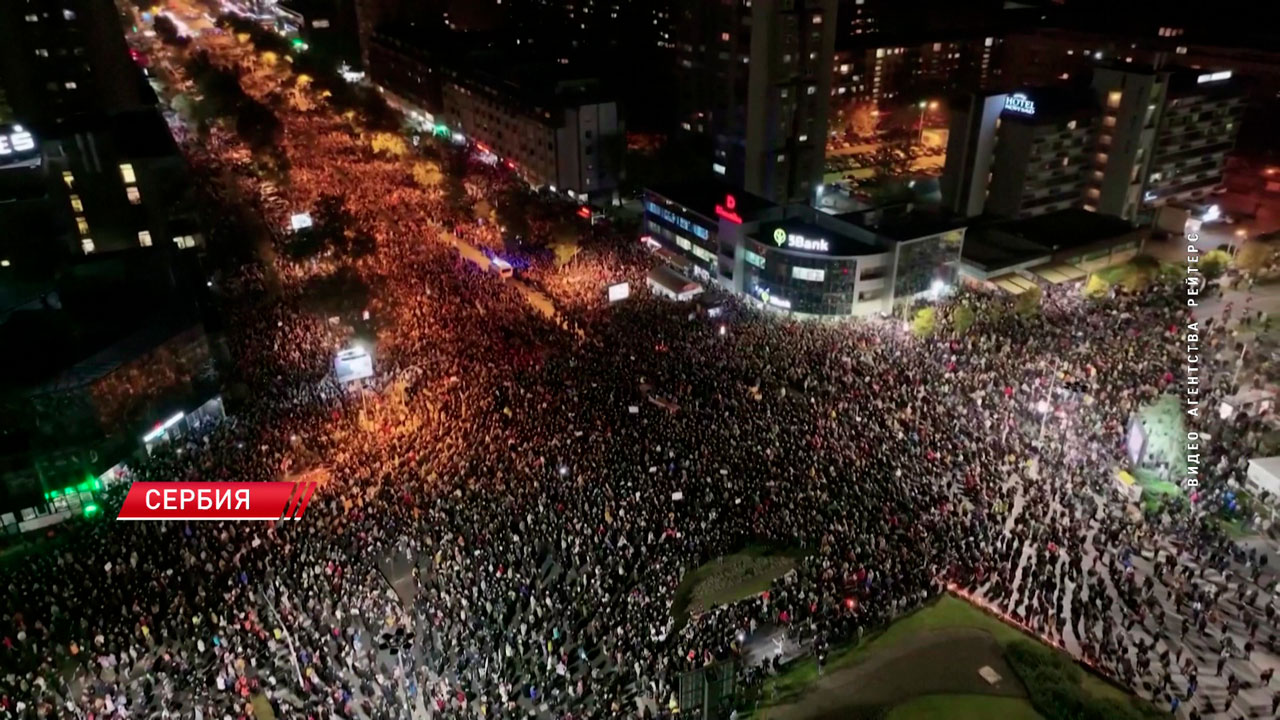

[675,0,837,205]
[1089,66,1244,217]
[0,0,150,133]
[941,66,1244,222]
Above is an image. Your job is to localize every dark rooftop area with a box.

[646,180,777,224]
[994,208,1138,252]
[961,227,1052,271]
[838,204,966,242]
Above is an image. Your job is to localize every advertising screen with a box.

[335,347,374,383]
[607,282,630,303]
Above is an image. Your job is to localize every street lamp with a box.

[917,100,938,146]
[378,627,416,719]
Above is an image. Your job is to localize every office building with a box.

[941,66,1244,222]
[642,180,964,317]
[675,0,837,204]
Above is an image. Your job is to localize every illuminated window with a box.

[720,32,729,42]
[1102,115,1116,127]
[63,9,76,19]
[81,238,95,253]
[173,235,197,249]
[807,86,816,95]
[745,250,766,269]
[25,14,38,22]
[792,266,826,282]
[69,194,83,212]
[1106,91,1122,109]
[75,216,89,235]
[1067,120,1077,130]
[1095,152,1108,165]
[35,48,49,57]
[798,134,808,142]
[138,231,152,247]
[64,81,77,90]
[119,163,136,184]
[126,186,141,204]
[811,14,822,24]
[62,171,74,187]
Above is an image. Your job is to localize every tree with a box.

[1015,286,1042,317]
[910,307,936,338]
[1200,249,1231,281]
[299,266,369,318]
[1235,242,1273,273]
[370,132,409,157]
[951,304,975,336]
[412,161,444,189]
[849,102,879,138]
[548,222,581,266]
[235,100,283,153]
[1082,274,1110,299]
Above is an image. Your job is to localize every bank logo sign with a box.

[770,227,831,253]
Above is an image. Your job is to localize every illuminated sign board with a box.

[1196,70,1232,84]
[1003,93,1036,116]
[715,194,743,224]
[0,124,39,169]
[644,200,711,240]
[771,227,830,253]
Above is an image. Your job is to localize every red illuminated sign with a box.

[577,206,591,218]
[714,194,743,224]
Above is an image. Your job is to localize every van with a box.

[490,257,513,279]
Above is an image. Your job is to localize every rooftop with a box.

[646,180,777,224]
[750,218,882,257]
[993,208,1138,252]
[961,227,1053,271]
[838,204,966,242]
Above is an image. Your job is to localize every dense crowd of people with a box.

[3,11,1279,720]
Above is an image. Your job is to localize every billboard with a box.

[334,347,373,383]
[607,282,630,302]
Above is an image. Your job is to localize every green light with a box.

[291,38,304,48]
[83,504,100,517]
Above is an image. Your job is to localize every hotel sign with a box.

[772,227,829,253]
[1003,93,1036,116]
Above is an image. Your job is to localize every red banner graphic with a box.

[116,482,317,521]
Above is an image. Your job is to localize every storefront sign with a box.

[772,227,829,253]
[0,125,35,155]
[715,194,743,225]
[1003,93,1036,116]
[645,200,711,239]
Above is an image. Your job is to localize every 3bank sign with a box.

[1003,93,1036,116]
[772,227,829,253]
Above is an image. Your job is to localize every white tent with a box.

[1246,457,1280,499]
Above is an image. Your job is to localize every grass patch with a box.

[671,545,804,629]
[748,596,1156,719]
[753,596,1033,713]
[887,694,1043,720]
[1006,640,1163,720]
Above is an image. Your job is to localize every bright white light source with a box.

[1203,204,1221,223]
[558,465,569,477]
[719,325,727,336]
[290,212,313,230]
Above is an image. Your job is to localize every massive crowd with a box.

[2,13,1278,720]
